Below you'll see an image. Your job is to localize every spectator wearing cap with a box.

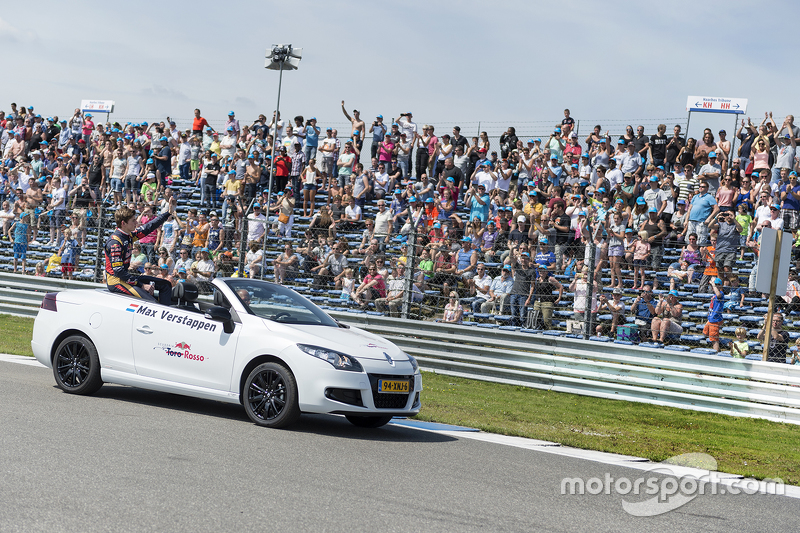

[507,249,535,327]
[464,184,490,223]
[455,236,478,283]
[697,151,722,196]
[779,171,800,231]
[650,290,684,343]
[220,126,237,160]
[702,278,726,352]
[534,237,555,270]
[551,201,572,272]
[369,114,387,161]
[224,111,240,136]
[470,159,496,193]
[341,101,365,160]
[595,288,624,337]
[648,124,668,168]
[687,180,719,245]
[620,141,642,177]
[479,220,500,262]
[242,195,266,243]
[709,210,741,284]
[482,264,514,314]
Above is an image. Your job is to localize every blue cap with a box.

[581,153,589,158]
[648,207,657,213]
[597,187,606,193]
[709,151,717,158]
[376,115,383,119]
[160,136,168,141]
[713,277,723,285]
[146,158,154,164]
[669,290,679,296]
[425,198,434,203]
[527,139,535,144]
[649,176,659,182]
[142,122,148,126]
[539,237,548,244]
[615,198,624,204]
[178,267,187,273]
[580,181,589,187]
[394,189,402,193]
[677,199,686,204]
[522,251,531,257]
[228,170,236,174]
[310,117,317,121]
[618,139,626,144]
[503,265,512,271]
[657,165,665,170]
[160,264,169,269]
[35,114,41,118]
[46,116,52,121]
[201,247,209,252]
[625,228,634,233]
[571,164,579,169]
[461,236,471,242]
[771,203,781,210]
[253,203,260,207]
[433,222,441,228]
[578,211,587,216]
[228,111,235,115]
[409,196,417,202]
[446,176,455,182]
[535,138,541,143]
[791,171,798,177]
[636,197,646,205]
[85,113,92,118]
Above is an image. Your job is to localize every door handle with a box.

[136,326,153,334]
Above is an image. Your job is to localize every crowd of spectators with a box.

[1,102,800,360]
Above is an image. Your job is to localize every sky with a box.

[2,1,797,143]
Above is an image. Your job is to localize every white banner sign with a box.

[80,100,115,113]
[686,96,747,114]
[755,228,792,295]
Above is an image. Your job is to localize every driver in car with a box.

[104,206,176,304]
[236,288,251,307]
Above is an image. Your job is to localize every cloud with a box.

[235,97,256,108]
[141,85,188,101]
[0,17,37,43]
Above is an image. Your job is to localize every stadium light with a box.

[264,44,302,209]
[239,44,302,276]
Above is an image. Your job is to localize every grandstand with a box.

[0,170,789,361]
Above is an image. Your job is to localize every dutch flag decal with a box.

[126,303,140,313]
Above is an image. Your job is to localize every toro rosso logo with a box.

[155,342,205,362]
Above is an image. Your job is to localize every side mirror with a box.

[205,306,235,334]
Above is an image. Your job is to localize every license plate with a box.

[378,379,409,394]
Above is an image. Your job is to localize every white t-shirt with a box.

[247,213,266,242]
[52,188,67,212]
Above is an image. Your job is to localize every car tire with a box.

[243,362,300,429]
[53,334,103,395]
[345,415,394,428]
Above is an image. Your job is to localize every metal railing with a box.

[2,272,799,425]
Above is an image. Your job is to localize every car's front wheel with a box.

[345,415,394,428]
[53,335,103,395]
[243,362,300,428]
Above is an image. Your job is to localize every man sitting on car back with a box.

[105,206,175,304]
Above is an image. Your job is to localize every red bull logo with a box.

[175,342,191,350]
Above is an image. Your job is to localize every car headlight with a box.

[406,352,420,374]
[298,344,364,372]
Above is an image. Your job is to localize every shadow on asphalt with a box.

[87,384,456,443]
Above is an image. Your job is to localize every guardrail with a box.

[3,272,800,425]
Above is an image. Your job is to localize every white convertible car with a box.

[31,278,422,428]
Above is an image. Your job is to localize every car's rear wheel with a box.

[53,335,103,395]
[345,415,394,428]
[243,362,300,428]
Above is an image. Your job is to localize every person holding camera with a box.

[709,210,742,285]
[369,115,387,161]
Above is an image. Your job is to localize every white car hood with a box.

[284,323,407,361]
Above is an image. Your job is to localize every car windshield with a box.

[223,279,338,327]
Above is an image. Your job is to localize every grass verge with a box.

[2,314,797,483]
[0,314,34,357]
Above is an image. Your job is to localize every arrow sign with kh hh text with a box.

[686,96,748,115]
